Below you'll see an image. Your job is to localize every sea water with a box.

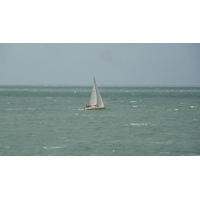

[0,85,199,156]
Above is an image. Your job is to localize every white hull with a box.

[84,107,105,110]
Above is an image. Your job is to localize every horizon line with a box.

[0,83,199,87]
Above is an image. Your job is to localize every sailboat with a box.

[84,78,105,110]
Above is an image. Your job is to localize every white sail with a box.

[89,78,104,107]
[96,83,104,107]
[90,81,97,105]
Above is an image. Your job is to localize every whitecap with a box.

[155,141,164,144]
[189,153,200,156]
[27,108,35,110]
[160,152,170,154]
[166,132,177,135]
[132,106,137,107]
[15,108,23,110]
[156,141,173,145]
[5,108,24,111]
[130,101,137,103]
[153,106,160,108]
[44,146,63,150]
[191,106,196,108]
[130,123,149,126]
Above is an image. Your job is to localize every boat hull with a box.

[84,107,105,110]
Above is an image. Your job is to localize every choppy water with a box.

[0,85,200,156]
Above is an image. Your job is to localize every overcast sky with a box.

[0,43,199,86]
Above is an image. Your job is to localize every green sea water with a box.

[0,85,200,156]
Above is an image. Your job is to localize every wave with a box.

[130,123,149,126]
[124,122,157,127]
[43,145,64,150]
[5,108,23,111]
[159,151,170,154]
[155,140,173,145]
[82,114,92,117]
[4,108,35,111]
[27,108,35,110]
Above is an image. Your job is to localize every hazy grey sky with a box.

[0,43,199,86]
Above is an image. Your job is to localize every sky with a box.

[0,43,199,86]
